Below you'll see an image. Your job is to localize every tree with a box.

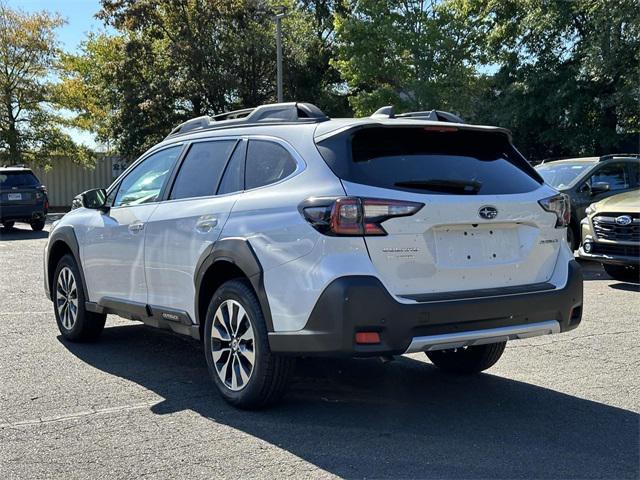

[286,0,352,116]
[0,2,93,165]
[332,0,486,117]
[58,0,353,158]
[452,0,640,159]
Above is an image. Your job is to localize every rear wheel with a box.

[426,342,506,374]
[31,219,45,231]
[603,264,639,283]
[2,221,14,229]
[53,254,106,341]
[204,279,295,409]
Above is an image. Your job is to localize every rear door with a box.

[317,126,561,296]
[144,138,243,316]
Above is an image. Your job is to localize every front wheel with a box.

[204,279,295,409]
[53,254,106,341]
[603,264,639,283]
[426,342,506,374]
[31,219,45,231]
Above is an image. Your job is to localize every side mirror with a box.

[590,182,610,195]
[73,188,108,211]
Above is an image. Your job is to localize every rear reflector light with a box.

[300,197,423,236]
[355,332,381,344]
[539,193,570,228]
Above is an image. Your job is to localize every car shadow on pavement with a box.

[576,259,612,282]
[61,324,639,479]
[0,225,48,241]
[609,282,640,292]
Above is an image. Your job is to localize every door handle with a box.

[195,215,218,233]
[128,222,144,233]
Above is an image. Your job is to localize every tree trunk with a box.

[4,94,19,165]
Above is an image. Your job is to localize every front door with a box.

[575,161,638,219]
[79,145,183,304]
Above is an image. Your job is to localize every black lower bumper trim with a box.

[268,260,583,357]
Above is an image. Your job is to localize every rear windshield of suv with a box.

[316,127,543,195]
[0,171,40,188]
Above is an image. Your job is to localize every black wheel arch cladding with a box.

[194,238,274,332]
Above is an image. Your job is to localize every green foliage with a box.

[0,2,94,166]
[449,0,640,159]
[333,0,485,117]
[54,0,639,161]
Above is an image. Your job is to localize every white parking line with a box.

[0,312,50,315]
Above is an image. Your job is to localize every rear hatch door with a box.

[0,171,40,205]
[316,125,562,297]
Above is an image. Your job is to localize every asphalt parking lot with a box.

[1,221,638,479]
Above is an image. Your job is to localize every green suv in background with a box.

[535,154,640,249]
[578,191,639,283]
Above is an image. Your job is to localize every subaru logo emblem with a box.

[478,206,498,220]
[615,215,632,226]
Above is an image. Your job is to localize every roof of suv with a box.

[163,101,513,144]
[0,165,33,171]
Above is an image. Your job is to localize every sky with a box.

[8,0,106,148]
[9,0,104,52]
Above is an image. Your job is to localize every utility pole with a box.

[273,7,287,103]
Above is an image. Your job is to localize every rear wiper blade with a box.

[394,179,482,194]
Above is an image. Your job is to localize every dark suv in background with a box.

[535,154,640,249]
[0,166,48,231]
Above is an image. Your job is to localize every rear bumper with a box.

[0,203,47,222]
[268,260,583,356]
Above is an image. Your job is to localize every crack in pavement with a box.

[0,401,160,429]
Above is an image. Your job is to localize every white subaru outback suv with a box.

[44,102,583,408]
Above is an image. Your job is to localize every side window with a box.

[589,162,629,191]
[114,146,181,207]
[170,140,236,200]
[625,162,640,188]
[218,141,246,195]
[245,140,298,190]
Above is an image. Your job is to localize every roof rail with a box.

[166,102,329,139]
[599,153,639,162]
[370,106,465,123]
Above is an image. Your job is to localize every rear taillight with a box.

[300,197,423,236]
[539,193,570,228]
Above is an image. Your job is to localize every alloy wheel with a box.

[210,299,256,391]
[56,267,78,330]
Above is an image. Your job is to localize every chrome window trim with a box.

[155,134,307,205]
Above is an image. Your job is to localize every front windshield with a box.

[536,163,591,189]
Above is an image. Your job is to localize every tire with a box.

[203,279,295,409]
[53,254,106,341]
[31,219,45,231]
[426,341,506,374]
[603,264,639,283]
[2,221,14,229]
